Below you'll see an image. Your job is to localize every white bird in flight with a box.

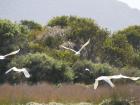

[85,68,90,71]
[0,49,20,59]
[61,39,90,55]
[94,74,140,89]
[5,67,30,78]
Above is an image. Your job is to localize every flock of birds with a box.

[0,49,30,78]
[1,39,140,90]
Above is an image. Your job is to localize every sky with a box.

[118,0,140,10]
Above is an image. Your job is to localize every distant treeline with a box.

[0,15,140,85]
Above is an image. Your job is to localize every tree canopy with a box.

[117,25,140,52]
[20,20,43,31]
[101,33,134,67]
[0,19,29,76]
[0,16,140,85]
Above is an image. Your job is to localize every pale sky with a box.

[118,0,140,10]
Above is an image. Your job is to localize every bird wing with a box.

[79,39,90,52]
[109,75,122,79]
[109,74,140,81]
[103,78,115,88]
[94,80,99,89]
[5,67,15,74]
[120,75,130,79]
[85,68,89,71]
[118,74,140,80]
[130,77,140,81]
[22,68,30,78]
[4,49,20,57]
[61,45,77,53]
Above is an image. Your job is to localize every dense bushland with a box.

[0,19,29,78]
[4,53,74,84]
[0,16,140,85]
[72,60,118,84]
[46,15,110,62]
[20,20,43,31]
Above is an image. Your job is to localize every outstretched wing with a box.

[117,74,140,81]
[130,77,140,81]
[109,75,122,79]
[4,49,20,57]
[79,39,90,52]
[103,78,115,88]
[5,67,15,74]
[61,45,77,53]
[22,68,30,78]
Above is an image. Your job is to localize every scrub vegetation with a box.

[0,16,140,104]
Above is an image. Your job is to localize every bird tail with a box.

[94,80,98,90]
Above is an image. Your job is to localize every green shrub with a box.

[52,49,79,65]
[46,15,68,28]
[72,60,118,85]
[99,98,133,105]
[0,19,29,79]
[46,15,109,62]
[101,33,134,67]
[20,20,43,31]
[120,67,140,77]
[128,52,140,69]
[117,67,140,84]
[5,53,74,84]
[40,36,63,49]
[28,43,79,65]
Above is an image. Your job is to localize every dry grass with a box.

[0,82,140,104]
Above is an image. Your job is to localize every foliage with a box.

[101,33,134,67]
[117,25,140,51]
[52,49,79,65]
[72,60,118,84]
[128,52,140,69]
[28,42,49,53]
[46,15,69,28]
[67,17,109,62]
[40,36,62,49]
[28,42,79,65]
[0,19,29,76]
[1,17,140,87]
[120,67,140,77]
[19,20,44,55]
[0,19,29,49]
[46,15,110,61]
[28,29,43,41]
[28,26,71,53]
[5,53,74,84]
[20,20,43,31]
[37,26,71,49]
[99,98,133,105]
[27,25,78,64]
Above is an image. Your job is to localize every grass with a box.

[0,82,140,105]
